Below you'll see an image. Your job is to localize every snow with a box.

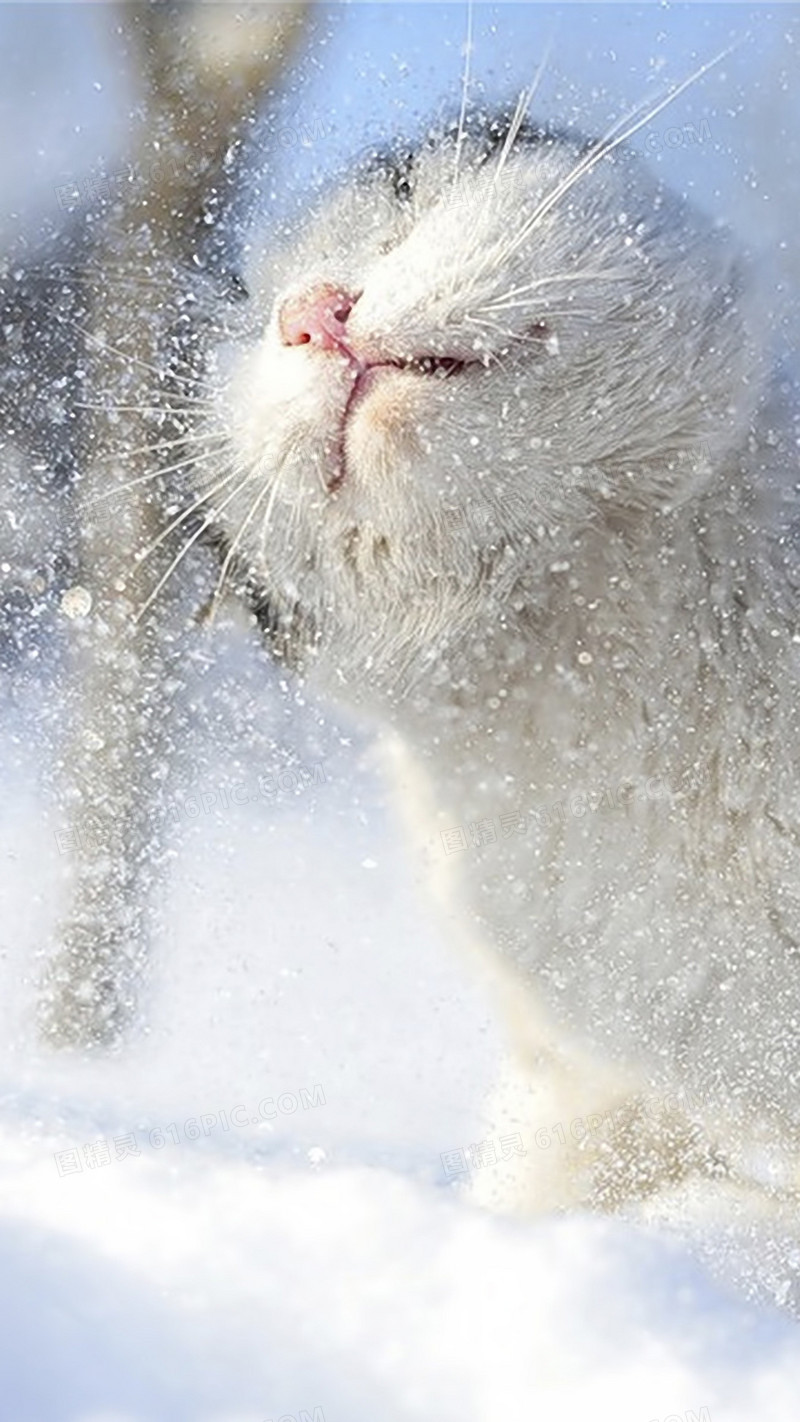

[3,5,800,1420]
[4,631,800,1422]
[4,1154,800,1422]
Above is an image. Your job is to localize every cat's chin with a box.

[339,365,427,493]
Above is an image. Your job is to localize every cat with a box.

[180,104,800,1222]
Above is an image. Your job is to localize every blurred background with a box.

[1,6,800,1420]
[1,0,799,1248]
[2,0,795,1150]
[2,4,799,267]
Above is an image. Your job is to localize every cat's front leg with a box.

[468,971,728,1218]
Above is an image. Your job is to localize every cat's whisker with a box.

[70,319,218,395]
[29,265,170,290]
[464,315,538,343]
[91,427,227,465]
[493,34,554,186]
[484,90,661,277]
[484,269,630,313]
[85,439,228,506]
[133,466,257,623]
[493,92,530,186]
[57,267,221,309]
[474,307,597,326]
[167,352,220,389]
[285,475,312,550]
[76,399,216,413]
[465,311,595,345]
[452,0,474,189]
[210,465,283,621]
[504,44,738,265]
[133,463,242,569]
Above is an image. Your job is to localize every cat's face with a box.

[205,116,759,693]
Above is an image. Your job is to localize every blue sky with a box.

[0,5,797,270]
[251,5,798,242]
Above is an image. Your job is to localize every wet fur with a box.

[193,110,800,1216]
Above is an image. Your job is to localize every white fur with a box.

[204,123,800,1215]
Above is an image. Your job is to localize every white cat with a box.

[187,109,800,1220]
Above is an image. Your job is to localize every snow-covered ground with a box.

[5,635,800,1422]
[3,5,800,1420]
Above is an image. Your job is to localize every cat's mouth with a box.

[329,354,476,492]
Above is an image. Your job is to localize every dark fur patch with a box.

[440,108,596,165]
[362,146,417,203]
[363,107,595,206]
[200,521,315,669]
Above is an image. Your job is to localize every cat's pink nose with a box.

[278,283,359,351]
